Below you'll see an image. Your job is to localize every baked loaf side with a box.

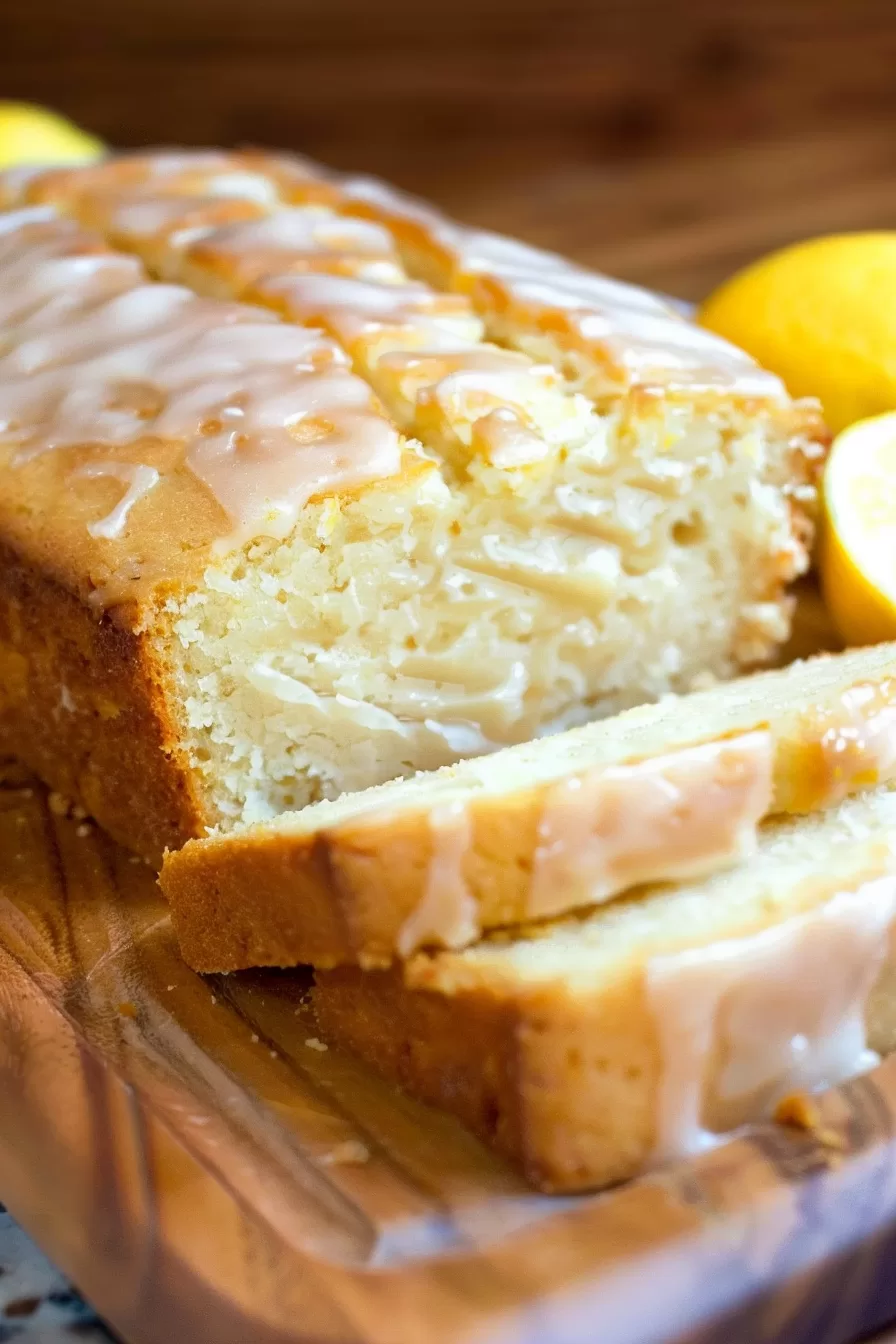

[161,642,896,971]
[313,786,896,1192]
[0,153,825,858]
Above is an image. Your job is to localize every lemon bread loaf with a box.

[161,642,896,970]
[313,785,896,1191]
[0,152,825,862]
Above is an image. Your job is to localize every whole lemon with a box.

[699,234,896,434]
[0,102,103,170]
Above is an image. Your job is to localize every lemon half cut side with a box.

[822,412,896,647]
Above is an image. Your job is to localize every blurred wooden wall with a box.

[4,0,896,296]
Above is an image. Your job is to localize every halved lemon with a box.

[0,102,103,170]
[821,412,896,646]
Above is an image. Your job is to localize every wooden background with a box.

[4,0,896,299]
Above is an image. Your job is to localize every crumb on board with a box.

[774,1092,846,1151]
[129,855,143,865]
[321,1140,369,1167]
[305,1037,328,1053]
[251,1033,259,1043]
[47,791,70,817]
[71,804,88,821]
[76,823,91,838]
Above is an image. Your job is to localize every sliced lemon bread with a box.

[161,643,896,970]
[313,785,896,1191]
[0,152,824,862]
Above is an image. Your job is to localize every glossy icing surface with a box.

[530,731,774,916]
[647,874,896,1159]
[0,209,402,547]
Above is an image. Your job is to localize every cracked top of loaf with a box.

[0,149,825,617]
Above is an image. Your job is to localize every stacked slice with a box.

[161,643,896,1190]
[314,790,896,1191]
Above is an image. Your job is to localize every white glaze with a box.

[0,212,402,544]
[260,271,568,447]
[821,683,896,801]
[190,207,401,275]
[339,172,785,396]
[397,800,480,956]
[74,461,161,538]
[529,731,774,917]
[1,150,790,397]
[647,874,896,1160]
[257,270,478,344]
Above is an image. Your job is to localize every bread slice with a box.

[312,785,896,1192]
[160,643,896,971]
[0,153,823,862]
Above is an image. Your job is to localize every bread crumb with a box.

[167,985,175,991]
[251,1033,259,1043]
[321,1140,369,1166]
[129,855,142,865]
[76,823,91,838]
[774,1092,845,1151]
[688,670,719,692]
[305,1037,328,1052]
[270,1050,277,1059]
[71,804,88,821]
[48,791,70,817]
[210,995,217,1005]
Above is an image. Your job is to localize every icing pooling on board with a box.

[0,210,402,546]
[646,874,896,1160]
[397,800,479,956]
[529,731,774,918]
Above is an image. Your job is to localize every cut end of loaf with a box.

[160,389,820,828]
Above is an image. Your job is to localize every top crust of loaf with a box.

[161,642,896,972]
[0,151,826,626]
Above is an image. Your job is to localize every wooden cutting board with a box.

[2,588,896,1344]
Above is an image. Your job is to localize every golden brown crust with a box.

[312,852,896,1192]
[164,635,896,973]
[311,962,690,1192]
[0,542,211,863]
[166,789,547,971]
